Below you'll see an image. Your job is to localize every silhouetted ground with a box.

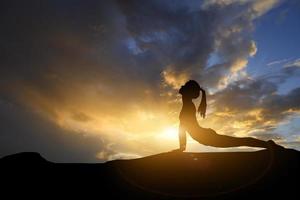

[1,149,299,199]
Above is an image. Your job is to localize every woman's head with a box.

[179,80,207,118]
[179,80,201,99]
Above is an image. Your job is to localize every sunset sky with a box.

[1,0,300,162]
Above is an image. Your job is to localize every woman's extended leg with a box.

[194,128,269,148]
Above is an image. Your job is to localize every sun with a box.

[160,126,178,141]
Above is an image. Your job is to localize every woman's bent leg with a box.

[196,128,268,148]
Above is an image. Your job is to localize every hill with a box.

[1,149,299,199]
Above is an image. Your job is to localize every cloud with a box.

[96,151,140,160]
[161,68,189,89]
[1,0,294,162]
[284,58,300,68]
[206,75,300,139]
[250,132,283,141]
[115,0,281,93]
[0,99,106,163]
[267,58,291,66]
[201,0,280,18]
[71,112,93,123]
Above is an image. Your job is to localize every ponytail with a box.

[198,88,207,118]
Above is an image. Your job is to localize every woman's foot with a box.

[171,148,185,153]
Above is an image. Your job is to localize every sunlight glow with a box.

[160,126,178,141]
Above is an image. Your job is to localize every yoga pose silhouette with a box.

[176,80,281,152]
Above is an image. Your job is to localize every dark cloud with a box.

[0,0,138,86]
[262,87,300,119]
[0,99,105,162]
[210,71,300,138]
[212,78,277,112]
[117,0,216,74]
[0,0,280,99]
[258,65,300,85]
[116,0,267,87]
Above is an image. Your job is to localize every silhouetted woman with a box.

[177,80,281,151]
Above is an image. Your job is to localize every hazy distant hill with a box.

[1,149,299,199]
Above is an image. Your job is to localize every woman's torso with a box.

[179,101,200,131]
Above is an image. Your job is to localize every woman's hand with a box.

[171,148,185,153]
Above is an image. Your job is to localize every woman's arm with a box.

[179,123,187,151]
